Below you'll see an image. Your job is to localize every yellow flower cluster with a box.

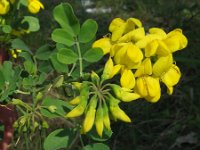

[93,18,188,103]
[0,0,44,15]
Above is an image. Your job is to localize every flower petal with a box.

[120,69,135,89]
[114,45,127,64]
[109,18,125,32]
[135,34,162,48]
[110,64,121,78]
[110,43,126,57]
[156,40,171,56]
[149,27,167,39]
[119,27,145,43]
[145,40,159,57]
[126,18,142,29]
[126,43,143,64]
[135,58,152,77]
[153,54,173,77]
[92,37,112,55]
[109,18,127,41]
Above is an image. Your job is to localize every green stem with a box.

[16,106,26,115]
[75,39,83,77]
[68,63,76,76]
[79,134,85,148]
[24,132,30,150]
[15,90,30,95]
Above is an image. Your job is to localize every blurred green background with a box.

[26,0,200,149]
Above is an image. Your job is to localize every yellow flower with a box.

[10,49,22,58]
[109,18,142,41]
[163,29,188,53]
[137,28,187,55]
[0,0,10,15]
[134,76,161,103]
[161,64,181,95]
[113,42,143,69]
[152,54,181,94]
[28,0,44,14]
[142,39,171,57]
[92,37,112,55]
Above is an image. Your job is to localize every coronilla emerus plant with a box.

[0,2,188,150]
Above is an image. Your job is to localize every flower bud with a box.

[95,105,104,137]
[91,71,100,84]
[103,102,111,131]
[48,105,57,113]
[108,94,131,123]
[69,96,80,105]
[83,95,98,133]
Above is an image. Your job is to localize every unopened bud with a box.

[48,105,57,113]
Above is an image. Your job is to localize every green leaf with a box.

[24,61,36,74]
[35,45,52,60]
[21,16,40,32]
[53,3,80,35]
[0,61,14,82]
[43,128,76,150]
[22,76,36,89]
[11,38,32,54]
[37,72,47,84]
[18,52,33,62]
[83,143,110,150]
[38,61,53,73]
[2,25,12,33]
[40,97,72,118]
[83,48,103,63]
[51,29,75,47]
[50,53,68,73]
[0,71,5,89]
[79,19,98,43]
[56,43,67,50]
[57,48,78,64]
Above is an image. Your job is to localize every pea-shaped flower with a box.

[113,42,143,69]
[28,0,44,14]
[135,76,161,103]
[109,18,142,41]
